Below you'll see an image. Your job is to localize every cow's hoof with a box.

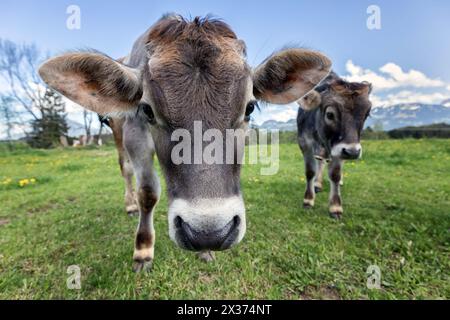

[329,212,342,220]
[303,199,314,209]
[126,204,139,217]
[314,186,323,193]
[127,210,139,217]
[132,258,153,273]
[197,250,215,263]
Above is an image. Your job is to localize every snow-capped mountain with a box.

[365,103,450,131]
[257,119,297,131]
[441,99,450,108]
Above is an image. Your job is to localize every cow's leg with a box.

[328,158,343,219]
[121,151,139,216]
[123,118,160,272]
[109,118,138,216]
[314,159,325,193]
[303,151,317,209]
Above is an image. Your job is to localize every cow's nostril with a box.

[174,216,183,229]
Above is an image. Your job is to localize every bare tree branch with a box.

[0,39,47,122]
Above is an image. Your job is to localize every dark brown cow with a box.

[39,14,331,272]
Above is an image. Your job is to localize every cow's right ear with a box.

[39,52,142,116]
[297,90,321,110]
[253,48,331,104]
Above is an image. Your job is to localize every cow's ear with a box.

[297,90,321,110]
[253,48,331,104]
[39,52,142,116]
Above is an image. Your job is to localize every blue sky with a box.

[1,0,450,128]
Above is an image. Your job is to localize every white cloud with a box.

[252,102,298,125]
[344,60,446,92]
[372,91,449,107]
[343,60,450,107]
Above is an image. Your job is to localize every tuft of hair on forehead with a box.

[147,14,238,45]
[143,14,249,131]
[330,79,372,97]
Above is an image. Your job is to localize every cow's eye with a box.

[245,101,257,121]
[326,111,335,121]
[140,103,155,124]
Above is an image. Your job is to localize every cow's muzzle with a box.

[175,215,240,251]
[341,147,361,160]
[331,143,362,160]
[168,196,247,252]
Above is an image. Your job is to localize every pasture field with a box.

[0,139,449,299]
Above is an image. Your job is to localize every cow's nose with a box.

[174,215,240,251]
[342,147,361,159]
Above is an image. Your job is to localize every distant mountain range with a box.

[365,103,450,131]
[257,102,450,132]
[256,119,297,131]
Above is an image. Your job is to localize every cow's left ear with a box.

[253,48,331,104]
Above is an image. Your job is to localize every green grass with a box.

[0,140,449,299]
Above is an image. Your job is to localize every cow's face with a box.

[319,80,372,160]
[38,15,331,252]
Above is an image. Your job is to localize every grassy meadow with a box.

[0,139,449,299]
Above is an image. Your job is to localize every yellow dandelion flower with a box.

[30,178,36,183]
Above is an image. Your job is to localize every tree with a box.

[0,39,48,121]
[27,88,68,149]
[0,39,71,148]
[0,95,17,150]
[83,109,95,144]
